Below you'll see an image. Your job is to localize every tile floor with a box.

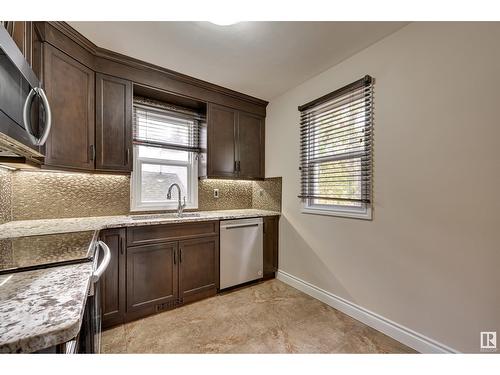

[102,279,416,354]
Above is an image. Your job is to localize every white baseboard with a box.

[276,270,458,354]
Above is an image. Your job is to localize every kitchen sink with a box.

[177,213,202,218]
[129,213,201,220]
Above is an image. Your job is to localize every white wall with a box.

[266,22,500,353]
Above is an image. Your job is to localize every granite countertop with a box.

[0,262,93,353]
[0,209,280,353]
[0,209,281,239]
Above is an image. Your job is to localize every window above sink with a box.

[130,97,205,212]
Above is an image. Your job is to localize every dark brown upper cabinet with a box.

[10,22,33,64]
[27,22,267,174]
[42,43,95,171]
[238,111,265,179]
[207,104,237,178]
[207,103,265,179]
[100,228,126,329]
[95,73,133,172]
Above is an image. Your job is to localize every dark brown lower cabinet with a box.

[100,217,279,329]
[99,228,126,329]
[263,216,279,279]
[126,242,179,321]
[178,236,219,304]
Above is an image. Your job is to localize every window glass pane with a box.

[137,145,189,162]
[312,157,362,207]
[141,163,188,203]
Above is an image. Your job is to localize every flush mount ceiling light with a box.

[209,20,240,26]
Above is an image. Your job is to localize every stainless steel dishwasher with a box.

[220,218,263,289]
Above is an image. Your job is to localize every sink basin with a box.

[177,213,202,218]
[130,213,201,220]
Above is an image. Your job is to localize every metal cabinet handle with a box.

[120,237,124,255]
[179,248,182,263]
[92,241,111,283]
[173,249,177,265]
[90,145,95,161]
[22,87,52,146]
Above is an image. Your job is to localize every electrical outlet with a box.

[214,189,219,198]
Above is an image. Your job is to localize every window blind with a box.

[298,75,373,204]
[133,96,203,153]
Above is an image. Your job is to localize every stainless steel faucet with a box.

[166,183,186,217]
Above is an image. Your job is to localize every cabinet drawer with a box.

[127,221,219,246]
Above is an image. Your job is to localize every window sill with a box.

[301,205,372,220]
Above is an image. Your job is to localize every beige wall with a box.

[266,22,500,353]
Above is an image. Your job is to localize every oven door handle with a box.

[92,241,111,283]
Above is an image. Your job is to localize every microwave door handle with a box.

[92,241,111,283]
[22,88,38,145]
[35,88,52,146]
[22,87,52,146]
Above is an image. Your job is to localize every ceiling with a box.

[69,22,408,101]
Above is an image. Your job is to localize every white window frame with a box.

[302,200,372,220]
[130,145,198,212]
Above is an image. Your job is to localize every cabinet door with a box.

[10,22,32,64]
[95,73,132,172]
[179,236,219,304]
[238,112,265,179]
[263,216,279,279]
[43,43,95,170]
[126,242,178,320]
[99,228,126,329]
[207,103,237,177]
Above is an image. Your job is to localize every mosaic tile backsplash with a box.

[198,179,253,211]
[0,170,281,221]
[252,177,282,212]
[12,171,131,221]
[0,169,12,224]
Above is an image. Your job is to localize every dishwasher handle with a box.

[223,223,260,230]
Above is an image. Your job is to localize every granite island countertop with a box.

[0,209,280,239]
[0,262,93,353]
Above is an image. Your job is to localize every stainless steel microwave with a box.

[0,23,51,166]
